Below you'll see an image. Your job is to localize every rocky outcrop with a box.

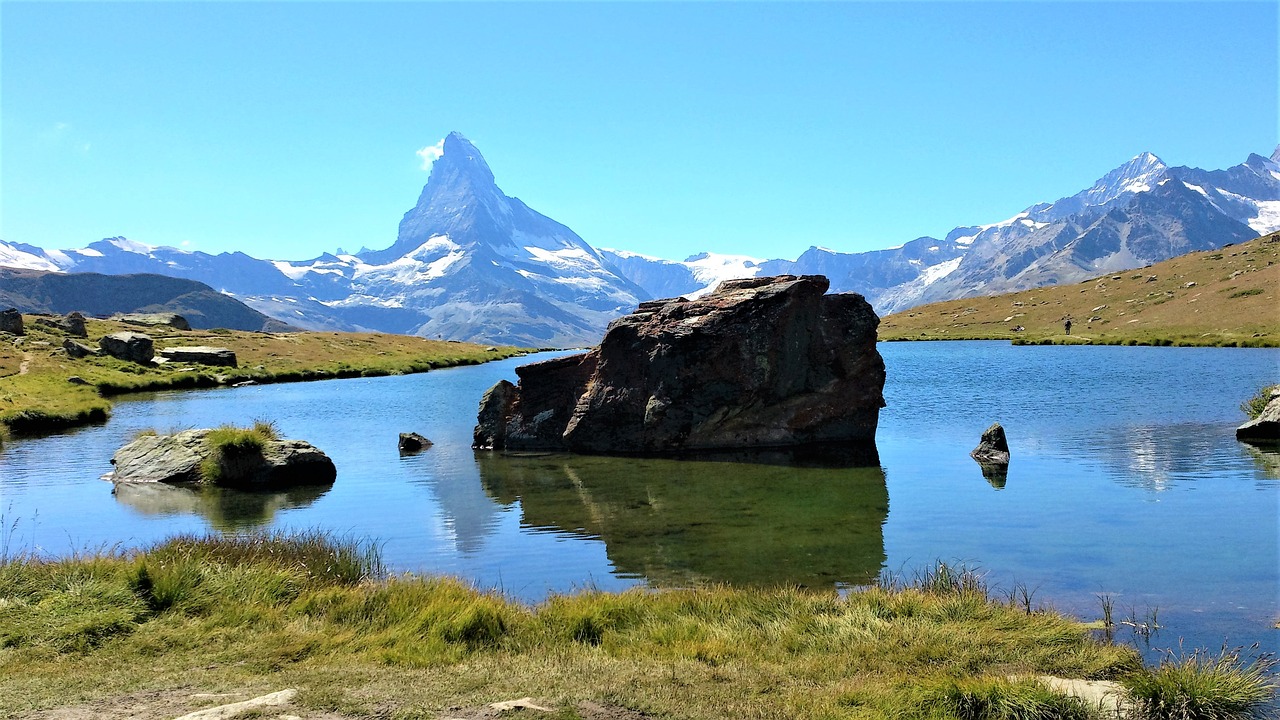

[156,346,237,367]
[0,308,22,335]
[398,432,433,453]
[474,275,885,454]
[107,429,336,489]
[62,338,99,358]
[34,312,87,337]
[115,312,191,330]
[99,331,154,363]
[1237,390,1280,444]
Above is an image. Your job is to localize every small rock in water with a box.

[398,432,433,453]
[971,422,1011,465]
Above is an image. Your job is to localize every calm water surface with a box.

[2,342,1277,657]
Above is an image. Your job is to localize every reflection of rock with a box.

[107,429,336,489]
[477,452,888,588]
[112,481,330,530]
[977,462,1008,489]
[1242,443,1280,479]
[1236,391,1280,445]
[475,275,885,454]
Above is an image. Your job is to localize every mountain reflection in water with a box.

[113,482,332,530]
[476,451,889,589]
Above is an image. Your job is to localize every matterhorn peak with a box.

[432,131,495,187]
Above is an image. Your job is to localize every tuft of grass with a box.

[923,677,1099,720]
[198,422,280,483]
[1123,646,1279,720]
[1241,385,1278,420]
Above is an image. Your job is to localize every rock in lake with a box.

[108,429,336,489]
[398,432,433,453]
[971,422,1011,465]
[474,275,885,454]
[99,331,154,363]
[0,308,23,335]
[157,346,238,367]
[1237,390,1280,444]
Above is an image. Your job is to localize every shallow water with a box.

[1,341,1276,657]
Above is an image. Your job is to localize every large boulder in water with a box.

[474,275,885,454]
[107,428,336,489]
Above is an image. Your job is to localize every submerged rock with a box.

[1237,389,1280,444]
[971,422,1011,465]
[474,275,885,454]
[108,429,336,489]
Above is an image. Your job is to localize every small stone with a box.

[66,376,90,385]
[398,432,433,453]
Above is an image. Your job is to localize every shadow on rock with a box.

[113,482,331,530]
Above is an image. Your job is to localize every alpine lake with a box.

[2,341,1277,662]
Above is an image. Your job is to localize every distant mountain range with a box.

[2,135,1276,345]
[0,267,290,332]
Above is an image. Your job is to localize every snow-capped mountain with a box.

[603,147,1277,315]
[0,133,648,346]
[3,142,1276,343]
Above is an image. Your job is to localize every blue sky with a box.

[2,2,1276,262]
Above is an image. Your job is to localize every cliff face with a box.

[475,275,885,455]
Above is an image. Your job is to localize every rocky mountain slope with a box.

[0,267,291,332]
[2,139,1275,342]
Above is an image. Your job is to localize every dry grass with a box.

[879,232,1280,347]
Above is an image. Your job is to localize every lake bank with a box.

[0,316,529,437]
[9,533,1273,720]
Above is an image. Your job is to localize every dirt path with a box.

[18,350,32,375]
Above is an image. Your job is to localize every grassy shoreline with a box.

[1,533,1273,719]
[0,317,529,438]
[878,233,1280,347]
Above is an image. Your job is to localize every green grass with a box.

[1241,385,1278,420]
[0,537,1156,719]
[198,421,282,483]
[1122,646,1279,720]
[0,319,530,437]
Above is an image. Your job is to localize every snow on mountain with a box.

[5,143,1276,339]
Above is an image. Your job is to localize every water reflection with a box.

[476,452,889,589]
[1068,423,1251,492]
[113,482,331,530]
[976,462,1008,489]
[1242,443,1280,480]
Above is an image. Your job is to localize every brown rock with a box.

[474,275,885,454]
[63,338,99,358]
[398,432,433,453]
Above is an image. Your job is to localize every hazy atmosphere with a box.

[3,1,1275,261]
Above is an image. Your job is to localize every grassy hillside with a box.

[0,317,527,436]
[879,232,1279,347]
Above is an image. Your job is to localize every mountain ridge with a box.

[2,139,1276,343]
